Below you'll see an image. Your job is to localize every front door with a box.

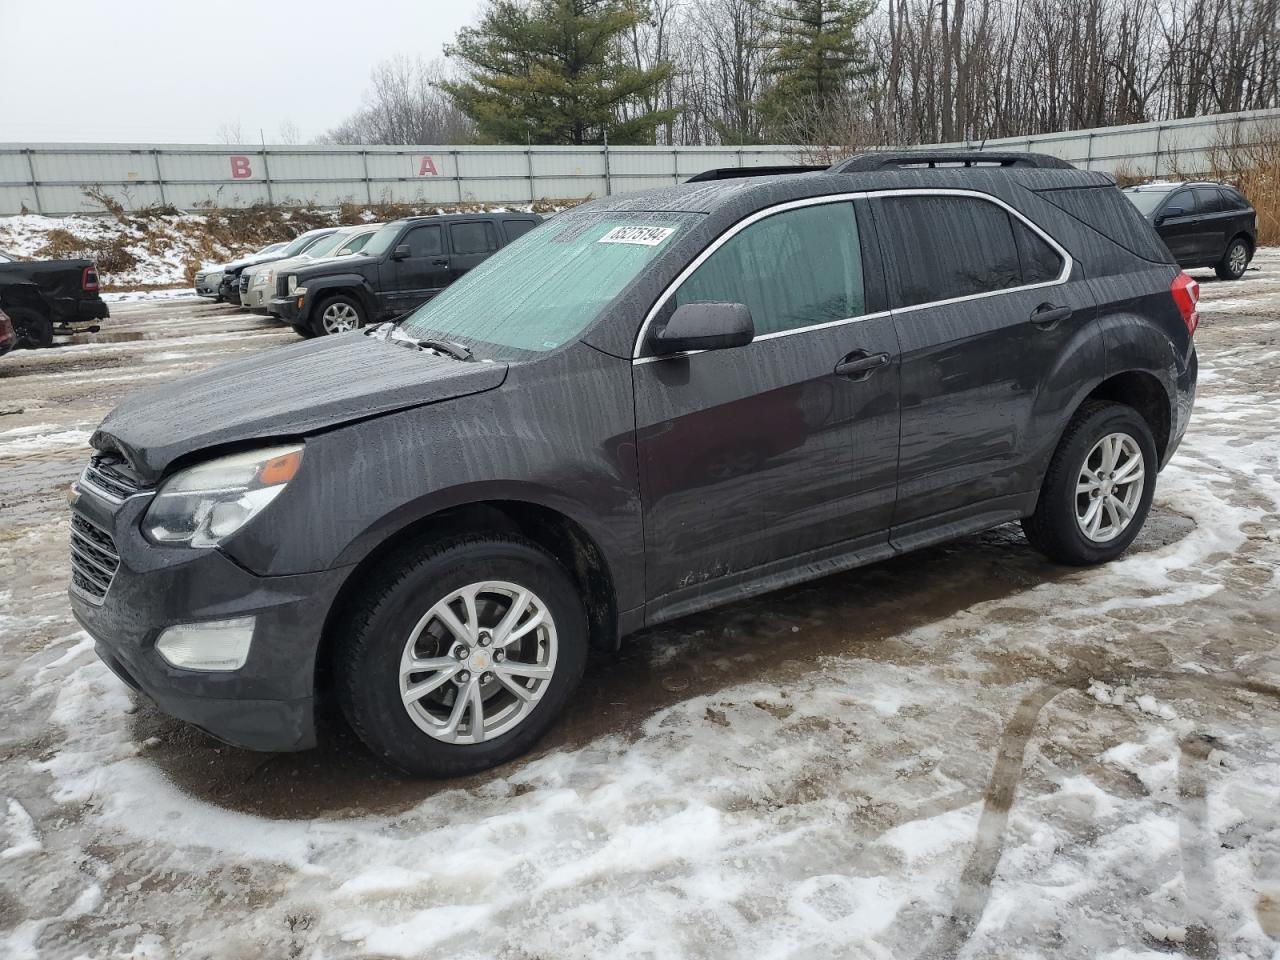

[382,222,449,316]
[633,200,901,613]
[869,191,1097,539]
[1155,188,1201,264]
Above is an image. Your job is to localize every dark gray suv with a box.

[69,152,1199,776]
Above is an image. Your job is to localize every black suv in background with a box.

[0,248,109,348]
[1123,181,1256,280]
[273,213,542,337]
[72,152,1198,777]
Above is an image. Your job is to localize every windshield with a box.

[361,223,404,260]
[1124,188,1173,216]
[337,231,375,255]
[256,242,285,255]
[299,232,347,259]
[400,211,695,356]
[279,232,327,257]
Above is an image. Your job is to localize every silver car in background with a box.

[240,226,381,313]
[194,242,285,300]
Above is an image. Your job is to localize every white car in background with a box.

[240,226,381,314]
[194,242,286,300]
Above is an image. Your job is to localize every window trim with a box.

[632,188,1072,362]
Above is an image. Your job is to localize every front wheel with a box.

[336,535,588,777]
[1022,400,1157,565]
[312,295,365,336]
[1215,237,1251,281]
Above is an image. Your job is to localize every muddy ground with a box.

[0,259,1277,959]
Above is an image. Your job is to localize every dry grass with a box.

[1207,123,1279,247]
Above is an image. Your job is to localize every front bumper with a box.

[68,483,352,752]
[271,294,307,325]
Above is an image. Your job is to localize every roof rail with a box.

[831,150,1074,172]
[685,164,828,183]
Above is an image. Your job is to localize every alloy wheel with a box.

[321,302,361,334]
[398,581,558,744]
[1229,242,1248,277]
[1075,432,1145,543]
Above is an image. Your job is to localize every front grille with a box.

[82,455,140,501]
[276,275,290,298]
[70,513,120,603]
[238,274,250,293]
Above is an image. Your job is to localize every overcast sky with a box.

[0,0,487,144]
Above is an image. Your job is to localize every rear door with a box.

[1192,186,1234,263]
[633,199,901,611]
[447,220,501,283]
[870,190,1094,543]
[382,222,449,315]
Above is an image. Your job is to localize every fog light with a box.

[155,617,255,671]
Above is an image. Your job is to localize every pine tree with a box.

[441,0,680,145]
[756,0,875,141]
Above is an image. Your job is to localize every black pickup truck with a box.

[0,249,110,348]
[271,213,542,337]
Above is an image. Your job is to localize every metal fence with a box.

[2,107,1277,216]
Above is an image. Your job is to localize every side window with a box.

[1011,218,1064,285]
[673,202,865,337]
[450,221,500,255]
[339,233,372,255]
[405,224,442,258]
[503,219,539,242]
[1222,188,1249,211]
[1166,190,1193,216]
[874,196,1021,308]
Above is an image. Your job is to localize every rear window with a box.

[503,219,539,242]
[1040,185,1172,263]
[451,221,500,255]
[872,195,1022,308]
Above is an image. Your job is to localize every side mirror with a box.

[653,302,754,354]
[1157,206,1186,224]
[392,244,411,260]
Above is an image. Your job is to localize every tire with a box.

[291,322,317,339]
[1215,236,1251,281]
[311,294,365,336]
[1022,400,1157,565]
[335,534,589,777]
[8,307,53,350]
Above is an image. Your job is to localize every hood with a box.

[92,334,508,482]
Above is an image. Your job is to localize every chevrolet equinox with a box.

[69,151,1199,776]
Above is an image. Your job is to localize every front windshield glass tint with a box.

[361,223,403,259]
[280,232,324,257]
[1124,189,1172,215]
[338,231,374,255]
[400,212,694,355]
[301,232,346,259]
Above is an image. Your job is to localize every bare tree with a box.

[318,56,474,145]
[215,121,246,145]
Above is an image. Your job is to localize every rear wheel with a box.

[1022,400,1157,565]
[1215,237,1251,281]
[312,295,365,336]
[8,307,53,349]
[336,535,588,777]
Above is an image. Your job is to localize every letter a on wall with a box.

[417,156,439,176]
[230,156,253,179]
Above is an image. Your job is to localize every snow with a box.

[0,252,1278,958]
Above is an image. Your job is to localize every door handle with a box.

[1030,303,1072,328]
[834,351,891,380]
[431,257,449,266]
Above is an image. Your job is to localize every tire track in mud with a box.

[918,670,1280,960]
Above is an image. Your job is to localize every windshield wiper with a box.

[369,323,475,361]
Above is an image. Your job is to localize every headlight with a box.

[253,269,271,286]
[286,274,299,294]
[143,444,303,548]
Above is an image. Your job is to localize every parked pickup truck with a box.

[273,213,542,336]
[0,249,109,348]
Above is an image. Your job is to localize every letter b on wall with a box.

[230,155,253,179]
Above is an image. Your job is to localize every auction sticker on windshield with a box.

[597,225,676,246]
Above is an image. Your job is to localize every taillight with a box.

[1171,272,1199,336]
[82,265,99,292]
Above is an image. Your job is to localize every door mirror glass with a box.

[392,244,411,260]
[654,302,754,354]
